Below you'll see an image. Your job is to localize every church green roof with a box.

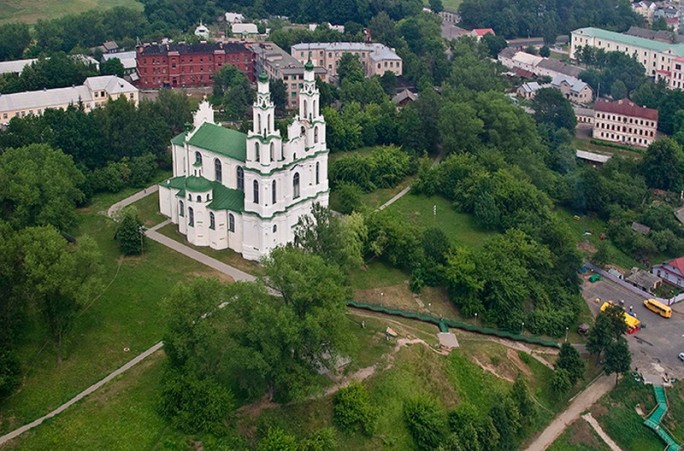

[209,182,244,212]
[171,131,187,146]
[185,176,212,192]
[186,123,247,162]
[160,175,244,212]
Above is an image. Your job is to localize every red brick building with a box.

[136,42,254,89]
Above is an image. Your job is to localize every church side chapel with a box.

[158,62,329,261]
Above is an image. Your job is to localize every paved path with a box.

[378,186,411,210]
[525,374,614,451]
[0,342,163,446]
[145,226,256,282]
[582,413,622,451]
[107,185,159,219]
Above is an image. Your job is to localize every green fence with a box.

[346,301,561,349]
[643,386,681,451]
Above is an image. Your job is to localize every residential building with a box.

[624,26,680,44]
[439,9,460,24]
[653,257,684,289]
[158,68,329,261]
[224,12,244,24]
[574,106,594,124]
[632,2,657,23]
[392,88,418,107]
[549,74,593,104]
[291,42,402,80]
[195,21,210,39]
[248,41,327,109]
[0,58,37,75]
[498,48,582,78]
[231,23,259,37]
[570,27,684,78]
[102,51,137,75]
[592,99,658,147]
[0,76,138,124]
[136,42,254,89]
[516,81,542,99]
[99,40,119,54]
[470,28,495,41]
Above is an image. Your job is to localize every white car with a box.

[679,352,684,362]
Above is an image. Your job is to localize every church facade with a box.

[158,64,329,261]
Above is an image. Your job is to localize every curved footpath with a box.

[0,186,257,446]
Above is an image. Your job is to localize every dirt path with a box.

[524,374,614,451]
[582,413,622,451]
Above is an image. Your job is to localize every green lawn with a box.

[0,0,142,24]
[0,189,227,435]
[662,382,684,444]
[388,193,495,249]
[554,208,641,270]
[573,138,643,160]
[129,191,166,228]
[440,0,462,11]
[156,222,260,276]
[592,377,663,451]
[548,419,611,451]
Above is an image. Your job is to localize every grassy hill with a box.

[0,0,142,25]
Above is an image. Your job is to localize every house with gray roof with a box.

[550,74,593,104]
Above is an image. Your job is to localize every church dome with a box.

[185,176,212,193]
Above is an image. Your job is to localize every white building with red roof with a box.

[592,99,658,147]
[652,257,684,289]
[470,28,495,41]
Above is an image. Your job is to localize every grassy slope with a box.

[389,193,494,249]
[0,189,228,434]
[0,0,142,24]
[592,377,663,451]
[548,419,611,451]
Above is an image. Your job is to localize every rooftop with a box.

[102,51,137,70]
[626,269,661,290]
[537,58,583,78]
[572,27,684,57]
[291,42,401,61]
[0,58,37,75]
[160,176,245,212]
[186,122,247,162]
[137,42,250,56]
[0,76,136,114]
[594,99,659,121]
[550,74,589,93]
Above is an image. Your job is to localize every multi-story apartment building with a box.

[290,42,402,80]
[248,42,327,109]
[0,76,138,124]
[136,42,254,89]
[570,27,684,78]
[550,74,593,104]
[592,99,658,147]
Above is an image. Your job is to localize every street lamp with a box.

[565,327,569,343]
[521,322,525,335]
[138,225,146,255]
[474,312,478,324]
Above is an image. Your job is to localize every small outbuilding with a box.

[626,268,662,292]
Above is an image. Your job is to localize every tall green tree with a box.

[0,23,31,61]
[640,138,684,192]
[532,88,577,132]
[555,342,585,385]
[337,52,365,85]
[0,144,85,231]
[115,207,145,255]
[99,58,125,77]
[17,226,102,362]
[604,337,632,385]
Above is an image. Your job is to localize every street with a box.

[582,276,684,382]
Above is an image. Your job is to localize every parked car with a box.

[679,352,684,362]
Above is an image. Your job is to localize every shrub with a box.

[403,398,447,450]
[333,382,378,436]
[335,182,364,214]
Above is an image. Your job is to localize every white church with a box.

[158,63,329,261]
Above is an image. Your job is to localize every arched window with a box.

[214,158,222,182]
[209,212,215,230]
[313,100,317,116]
[253,180,259,204]
[293,173,300,199]
[316,162,320,185]
[237,167,244,191]
[197,195,202,202]
[300,126,306,136]
[255,142,260,161]
[314,126,318,144]
[272,180,277,204]
[179,200,184,217]
[257,114,261,133]
[273,224,277,233]
[229,213,235,232]
[188,207,194,226]
[303,99,308,118]
[270,142,275,162]
[267,114,271,131]
[195,151,202,165]
[188,194,192,201]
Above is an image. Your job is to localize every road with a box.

[524,374,614,451]
[582,276,684,382]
